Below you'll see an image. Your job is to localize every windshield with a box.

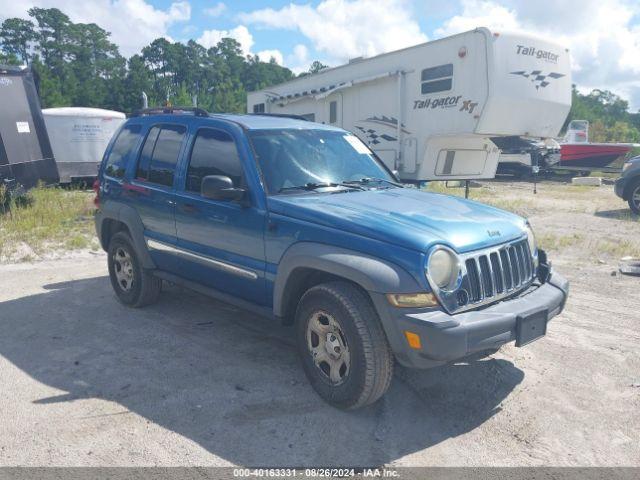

[248,129,395,194]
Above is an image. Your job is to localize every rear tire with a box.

[627,179,640,215]
[107,231,161,307]
[295,281,393,410]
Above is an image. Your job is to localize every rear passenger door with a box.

[127,124,186,272]
[174,127,267,305]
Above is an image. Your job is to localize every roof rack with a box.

[249,113,310,121]
[131,106,209,118]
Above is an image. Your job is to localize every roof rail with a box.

[249,113,310,121]
[131,106,209,118]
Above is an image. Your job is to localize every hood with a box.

[268,187,527,253]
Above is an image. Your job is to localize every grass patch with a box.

[537,232,585,252]
[595,239,640,259]
[0,185,95,262]
[596,208,640,222]
[423,181,533,215]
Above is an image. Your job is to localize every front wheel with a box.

[628,180,640,215]
[107,231,161,307]
[295,281,393,410]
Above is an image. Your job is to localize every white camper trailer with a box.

[248,28,571,182]
[42,107,126,183]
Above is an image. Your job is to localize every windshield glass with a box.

[248,129,395,194]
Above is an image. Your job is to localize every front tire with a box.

[628,179,640,215]
[107,231,161,307]
[295,281,393,410]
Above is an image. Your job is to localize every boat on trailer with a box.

[559,120,637,169]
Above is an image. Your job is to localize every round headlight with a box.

[427,247,461,291]
[525,223,537,254]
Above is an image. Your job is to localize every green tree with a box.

[0,50,20,65]
[309,60,329,74]
[0,18,37,64]
[565,85,640,144]
[123,54,154,111]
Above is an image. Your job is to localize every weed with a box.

[537,232,585,251]
[0,186,95,262]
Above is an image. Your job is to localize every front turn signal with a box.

[403,331,422,349]
[386,292,438,308]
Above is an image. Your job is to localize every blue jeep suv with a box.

[94,108,569,409]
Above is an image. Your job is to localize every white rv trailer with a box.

[247,28,571,182]
[42,107,126,183]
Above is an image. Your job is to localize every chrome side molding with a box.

[145,238,258,280]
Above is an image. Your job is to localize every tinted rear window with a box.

[136,125,186,187]
[103,124,142,178]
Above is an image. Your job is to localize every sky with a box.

[2,0,640,110]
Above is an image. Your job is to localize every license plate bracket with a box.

[515,310,548,347]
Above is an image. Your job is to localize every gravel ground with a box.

[0,180,638,467]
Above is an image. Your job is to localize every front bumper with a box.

[372,271,569,369]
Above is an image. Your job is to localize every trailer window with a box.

[103,124,142,178]
[253,103,265,113]
[421,64,453,95]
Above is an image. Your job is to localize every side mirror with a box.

[201,175,246,201]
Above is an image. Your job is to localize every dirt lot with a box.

[0,180,638,467]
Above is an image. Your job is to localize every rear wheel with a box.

[628,179,640,215]
[295,281,393,410]
[107,231,161,307]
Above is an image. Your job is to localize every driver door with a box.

[174,127,267,304]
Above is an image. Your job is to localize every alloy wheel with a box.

[306,310,351,385]
[113,247,134,292]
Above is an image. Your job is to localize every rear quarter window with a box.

[103,124,142,178]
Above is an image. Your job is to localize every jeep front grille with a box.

[463,239,535,305]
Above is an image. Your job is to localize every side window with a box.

[136,126,160,180]
[103,124,141,178]
[421,64,453,95]
[136,125,186,187]
[253,103,265,113]
[186,129,242,193]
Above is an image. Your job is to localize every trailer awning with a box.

[266,70,403,105]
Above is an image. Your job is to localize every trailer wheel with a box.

[107,231,161,307]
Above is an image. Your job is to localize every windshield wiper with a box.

[343,177,404,188]
[278,182,365,193]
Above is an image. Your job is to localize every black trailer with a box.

[0,65,59,189]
